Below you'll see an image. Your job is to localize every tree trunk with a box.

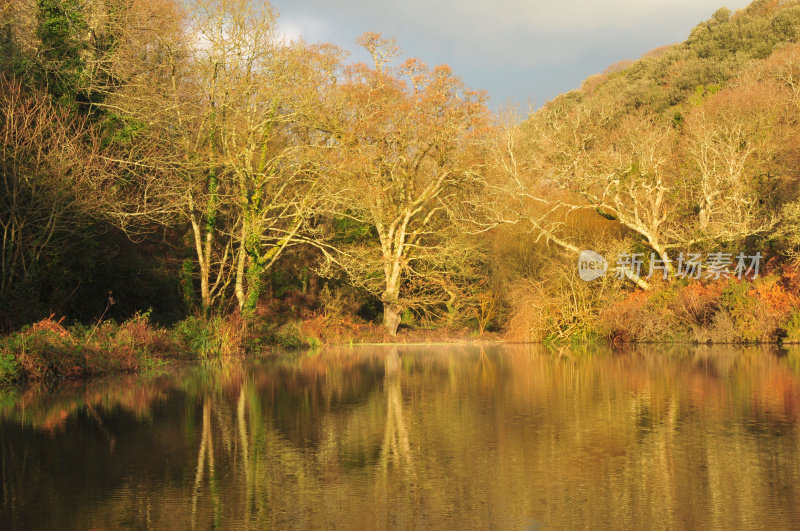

[243,259,264,317]
[234,226,247,310]
[190,220,212,314]
[649,240,674,278]
[382,302,403,336]
[199,263,211,313]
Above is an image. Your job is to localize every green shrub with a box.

[272,322,307,350]
[172,316,242,359]
[708,277,798,343]
[0,354,20,385]
[781,311,800,343]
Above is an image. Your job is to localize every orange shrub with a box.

[750,276,799,315]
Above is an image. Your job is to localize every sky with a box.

[270,0,754,108]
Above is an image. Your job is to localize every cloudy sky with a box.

[271,0,754,107]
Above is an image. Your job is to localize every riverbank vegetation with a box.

[4,0,800,376]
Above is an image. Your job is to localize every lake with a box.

[1,344,799,529]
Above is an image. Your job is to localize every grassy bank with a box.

[0,310,498,386]
[0,313,244,386]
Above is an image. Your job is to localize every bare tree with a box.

[0,77,107,298]
[96,0,342,316]
[324,34,491,335]
[681,79,788,245]
[490,103,661,289]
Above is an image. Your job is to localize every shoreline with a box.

[3,317,799,391]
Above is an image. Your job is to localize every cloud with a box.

[269,0,754,105]
[376,0,751,63]
[277,15,330,44]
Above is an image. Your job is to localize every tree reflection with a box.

[380,348,413,475]
[190,396,211,527]
[1,346,800,528]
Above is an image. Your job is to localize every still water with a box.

[1,344,800,529]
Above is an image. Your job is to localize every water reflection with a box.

[1,345,799,529]
[380,348,412,474]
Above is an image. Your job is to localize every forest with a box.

[3,0,800,382]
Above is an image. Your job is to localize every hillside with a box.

[501,0,800,343]
[567,0,800,112]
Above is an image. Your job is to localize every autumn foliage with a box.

[5,0,800,352]
[600,273,800,344]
